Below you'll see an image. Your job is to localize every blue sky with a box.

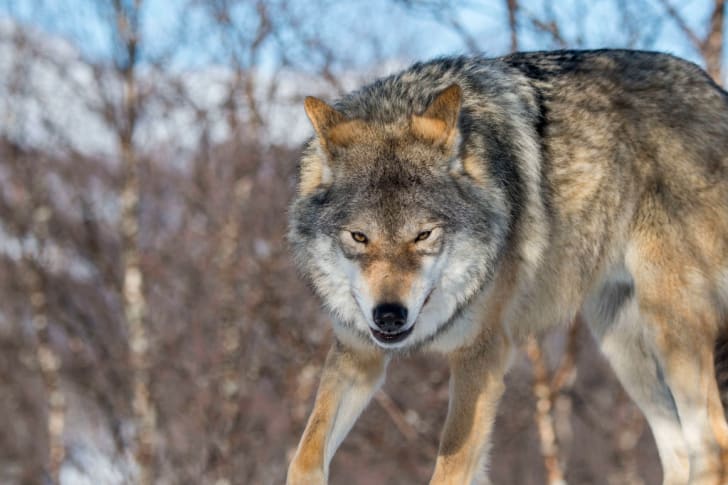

[0,0,724,79]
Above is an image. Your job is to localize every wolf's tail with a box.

[715,328,728,418]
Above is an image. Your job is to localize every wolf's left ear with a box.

[411,84,462,148]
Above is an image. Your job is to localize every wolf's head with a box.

[289,84,511,351]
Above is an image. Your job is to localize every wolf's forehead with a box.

[341,138,440,171]
[340,190,435,233]
[344,151,434,189]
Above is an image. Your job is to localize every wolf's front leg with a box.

[287,340,387,485]
[430,330,511,485]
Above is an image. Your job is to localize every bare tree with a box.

[105,1,158,483]
[507,0,519,52]
[659,0,725,83]
[26,186,66,484]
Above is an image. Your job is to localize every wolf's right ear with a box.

[300,97,346,195]
[305,96,367,151]
[304,97,344,146]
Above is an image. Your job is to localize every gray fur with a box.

[288,49,728,484]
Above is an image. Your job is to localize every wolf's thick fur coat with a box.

[287,50,728,484]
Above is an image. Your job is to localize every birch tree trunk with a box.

[112,0,156,482]
[26,204,66,484]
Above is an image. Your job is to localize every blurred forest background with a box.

[0,0,726,484]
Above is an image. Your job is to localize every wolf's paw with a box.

[286,464,325,485]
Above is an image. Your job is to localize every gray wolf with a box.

[286,50,728,484]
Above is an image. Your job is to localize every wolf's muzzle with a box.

[371,303,412,344]
[372,303,408,332]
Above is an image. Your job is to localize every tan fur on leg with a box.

[287,342,387,485]
[430,329,510,485]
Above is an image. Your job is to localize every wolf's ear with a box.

[304,96,362,150]
[299,97,348,196]
[411,84,462,148]
[304,96,343,136]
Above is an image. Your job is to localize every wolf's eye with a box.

[415,230,432,242]
[351,231,368,244]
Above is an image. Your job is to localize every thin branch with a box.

[506,0,519,53]
[373,390,440,458]
[526,336,566,485]
[657,0,703,50]
[704,0,725,83]
[549,319,580,397]
[659,0,725,84]
[529,17,568,48]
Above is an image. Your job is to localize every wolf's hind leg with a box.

[586,293,690,485]
[638,308,728,485]
[287,341,387,485]
[430,327,511,485]
[624,250,728,483]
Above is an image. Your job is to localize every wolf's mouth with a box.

[424,289,433,307]
[370,325,414,344]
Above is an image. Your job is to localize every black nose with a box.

[372,303,408,333]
